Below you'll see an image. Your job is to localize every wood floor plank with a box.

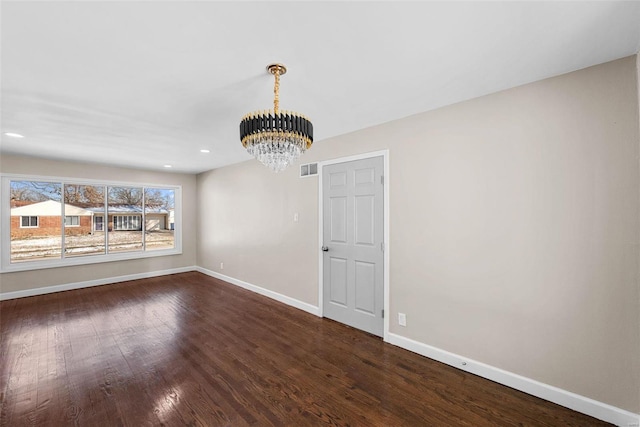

[0,272,612,426]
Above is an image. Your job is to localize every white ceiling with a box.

[2,1,640,174]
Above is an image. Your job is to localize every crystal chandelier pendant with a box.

[240,64,313,173]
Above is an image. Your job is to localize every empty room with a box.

[1,1,639,426]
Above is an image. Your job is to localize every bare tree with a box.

[10,181,61,202]
[144,189,170,209]
[10,186,35,201]
[64,184,84,205]
[82,185,105,206]
[64,185,105,207]
[108,187,143,206]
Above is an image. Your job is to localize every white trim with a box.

[94,214,104,232]
[19,215,39,228]
[196,267,321,317]
[2,246,183,273]
[1,172,180,189]
[0,266,196,301]
[386,333,640,426]
[1,175,182,273]
[64,215,80,227]
[317,171,323,316]
[0,261,636,425]
[317,150,390,340]
[112,214,142,231]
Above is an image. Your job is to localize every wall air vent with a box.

[300,162,318,178]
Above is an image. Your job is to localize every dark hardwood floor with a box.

[1,272,610,426]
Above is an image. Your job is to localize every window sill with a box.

[0,248,182,273]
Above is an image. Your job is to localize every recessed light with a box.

[4,132,24,138]
[163,164,172,168]
[200,149,210,153]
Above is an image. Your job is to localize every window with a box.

[20,216,38,228]
[113,215,141,231]
[64,184,105,258]
[145,188,175,251]
[108,186,143,253]
[64,216,80,226]
[2,176,181,272]
[9,180,63,262]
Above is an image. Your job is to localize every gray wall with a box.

[197,56,640,412]
[0,154,197,292]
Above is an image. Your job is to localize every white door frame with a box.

[317,149,390,341]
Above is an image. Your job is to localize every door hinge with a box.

[381,242,385,252]
[381,309,384,318]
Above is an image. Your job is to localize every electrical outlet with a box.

[220,262,224,270]
[398,313,407,327]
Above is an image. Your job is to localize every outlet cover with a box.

[398,313,407,326]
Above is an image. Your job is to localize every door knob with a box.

[321,246,329,252]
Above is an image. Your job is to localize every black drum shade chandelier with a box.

[240,64,313,172]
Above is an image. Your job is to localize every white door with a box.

[94,215,104,231]
[322,156,384,337]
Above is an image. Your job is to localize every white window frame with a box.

[20,216,39,228]
[112,214,141,231]
[64,215,80,227]
[1,174,182,273]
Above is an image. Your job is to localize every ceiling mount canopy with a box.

[240,63,313,173]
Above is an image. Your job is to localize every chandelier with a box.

[240,64,313,172]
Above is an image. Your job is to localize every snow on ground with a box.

[11,230,174,261]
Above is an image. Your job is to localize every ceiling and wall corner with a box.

[1,2,640,173]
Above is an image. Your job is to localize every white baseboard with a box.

[1,266,636,426]
[0,266,197,301]
[386,333,639,427]
[194,269,639,425]
[196,267,321,317]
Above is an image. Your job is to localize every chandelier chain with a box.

[273,70,280,115]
